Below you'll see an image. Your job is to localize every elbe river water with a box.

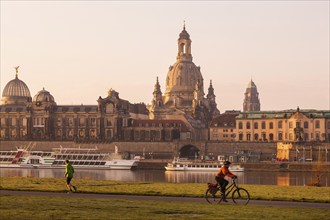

[1,168,329,186]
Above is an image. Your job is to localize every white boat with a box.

[0,148,54,168]
[51,146,139,170]
[165,158,244,172]
[0,145,139,170]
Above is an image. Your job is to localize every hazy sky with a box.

[1,1,329,112]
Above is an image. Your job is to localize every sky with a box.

[1,1,329,112]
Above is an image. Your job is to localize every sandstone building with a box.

[1,27,329,145]
[0,26,220,142]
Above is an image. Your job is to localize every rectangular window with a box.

[289,122,293,129]
[79,118,85,126]
[315,120,320,129]
[296,122,301,128]
[90,118,96,127]
[0,118,5,126]
[316,132,320,140]
[68,118,74,126]
[278,121,282,129]
[304,122,309,129]
[23,118,27,126]
[262,121,266,129]
[106,118,112,126]
[304,133,308,140]
[254,122,258,129]
[56,118,62,127]
[269,122,273,129]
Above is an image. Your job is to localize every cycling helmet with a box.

[223,161,231,166]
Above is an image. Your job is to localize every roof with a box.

[236,109,330,119]
[210,112,240,127]
[131,119,191,132]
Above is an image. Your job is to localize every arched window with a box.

[246,122,251,129]
[269,122,273,129]
[238,122,243,129]
[254,133,259,141]
[254,122,258,129]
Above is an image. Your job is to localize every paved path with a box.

[1,190,329,209]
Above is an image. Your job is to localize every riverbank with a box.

[138,160,330,172]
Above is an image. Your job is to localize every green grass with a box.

[1,177,329,203]
[1,177,330,220]
[1,194,329,220]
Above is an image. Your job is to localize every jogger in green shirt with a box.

[65,160,77,193]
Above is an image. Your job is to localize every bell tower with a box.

[243,79,261,112]
[176,22,192,62]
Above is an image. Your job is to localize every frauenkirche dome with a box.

[164,25,204,108]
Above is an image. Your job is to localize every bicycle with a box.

[205,177,250,205]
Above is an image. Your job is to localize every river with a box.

[1,168,329,186]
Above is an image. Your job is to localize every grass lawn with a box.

[1,177,330,220]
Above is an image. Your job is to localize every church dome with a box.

[1,71,32,105]
[164,25,204,107]
[166,62,204,93]
[33,88,55,103]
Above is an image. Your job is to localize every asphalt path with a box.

[1,190,329,209]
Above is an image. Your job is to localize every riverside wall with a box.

[1,140,329,172]
[0,141,276,158]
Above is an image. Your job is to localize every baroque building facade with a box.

[235,108,330,142]
[148,25,220,140]
[2,27,329,144]
[0,68,149,142]
[209,108,330,143]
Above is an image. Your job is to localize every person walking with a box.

[64,159,77,193]
[215,161,237,202]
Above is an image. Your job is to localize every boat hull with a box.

[165,163,244,172]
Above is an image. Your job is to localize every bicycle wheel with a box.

[205,187,222,204]
[231,188,250,205]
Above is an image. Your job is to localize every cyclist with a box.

[215,160,237,202]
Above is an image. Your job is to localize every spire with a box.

[14,66,20,78]
[152,76,163,108]
[183,20,186,30]
[154,77,161,92]
[207,80,214,97]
